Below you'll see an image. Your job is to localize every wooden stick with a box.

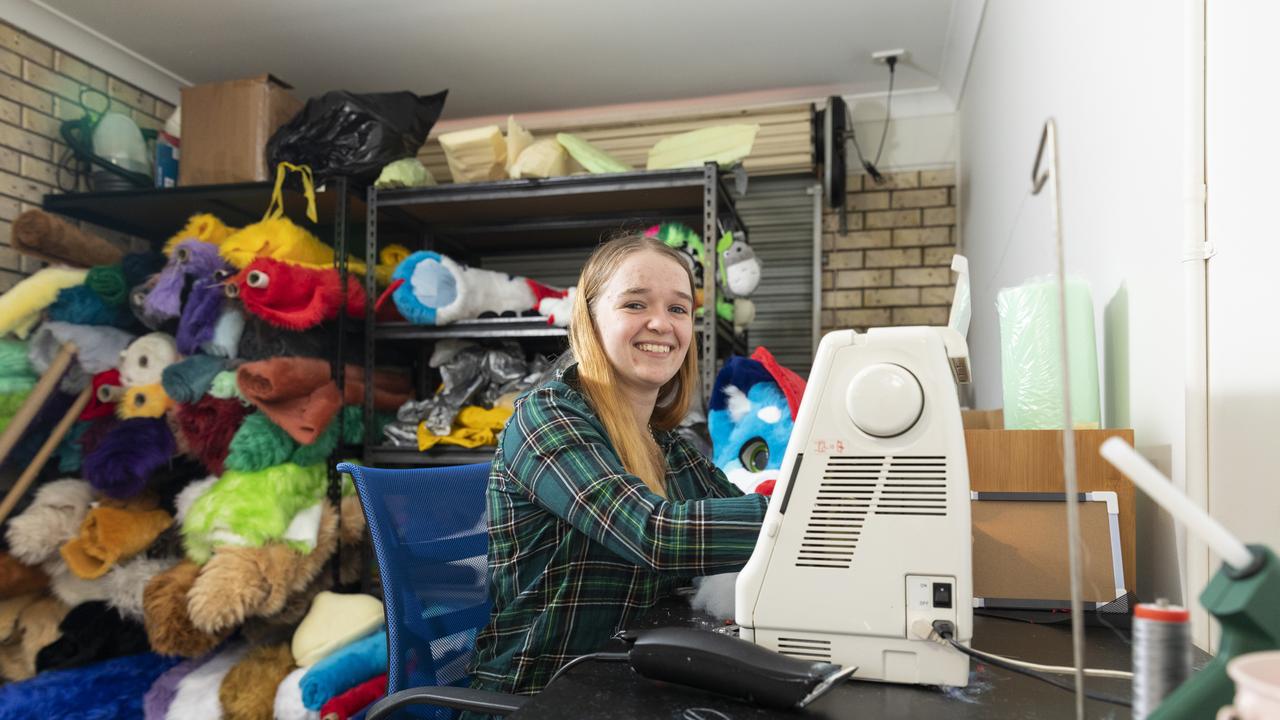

[0,384,92,524]
[0,343,77,468]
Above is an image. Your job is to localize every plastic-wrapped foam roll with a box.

[995,276,1100,429]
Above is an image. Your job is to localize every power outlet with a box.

[872,49,907,65]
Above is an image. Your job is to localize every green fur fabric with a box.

[0,340,36,395]
[224,412,295,472]
[181,462,328,563]
[85,264,128,305]
[225,406,393,473]
[208,370,245,401]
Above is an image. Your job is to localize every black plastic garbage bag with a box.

[265,89,448,184]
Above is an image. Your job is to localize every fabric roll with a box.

[142,560,231,658]
[319,673,386,720]
[180,463,328,563]
[202,307,245,359]
[275,667,320,720]
[161,354,227,403]
[0,266,88,338]
[119,333,180,388]
[173,395,253,476]
[35,601,150,673]
[299,629,388,710]
[176,270,228,356]
[59,505,173,580]
[82,417,176,499]
[0,651,179,719]
[291,593,385,668]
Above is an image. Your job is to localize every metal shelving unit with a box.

[359,164,748,466]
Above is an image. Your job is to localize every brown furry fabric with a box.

[142,560,229,657]
[187,502,339,635]
[0,553,49,599]
[0,594,70,681]
[219,642,296,720]
[11,210,125,268]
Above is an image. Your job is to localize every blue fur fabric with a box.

[707,355,795,494]
[49,284,137,329]
[0,652,180,720]
[300,629,388,710]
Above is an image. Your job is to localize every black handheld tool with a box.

[620,627,855,710]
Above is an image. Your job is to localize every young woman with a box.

[466,234,768,698]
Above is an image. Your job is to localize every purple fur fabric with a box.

[176,274,227,355]
[0,651,180,720]
[83,418,177,499]
[143,655,205,720]
[146,240,227,320]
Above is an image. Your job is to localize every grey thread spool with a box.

[1132,600,1192,718]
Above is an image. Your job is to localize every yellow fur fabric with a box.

[220,219,404,284]
[0,267,89,338]
[163,213,237,256]
[219,219,336,270]
[117,383,173,419]
[60,505,173,579]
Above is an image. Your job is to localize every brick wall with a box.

[0,21,169,290]
[819,167,958,334]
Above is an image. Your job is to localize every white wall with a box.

[846,89,958,171]
[958,0,1189,604]
[1205,0,1280,607]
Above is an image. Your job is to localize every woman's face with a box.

[593,250,694,399]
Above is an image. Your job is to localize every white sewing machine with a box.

[735,321,975,687]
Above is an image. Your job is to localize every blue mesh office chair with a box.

[337,462,527,720]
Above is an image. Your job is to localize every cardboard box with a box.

[179,74,303,186]
[964,428,1137,593]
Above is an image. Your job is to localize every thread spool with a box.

[1132,600,1192,719]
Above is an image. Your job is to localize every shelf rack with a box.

[355,164,748,466]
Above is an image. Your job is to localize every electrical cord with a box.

[926,621,1131,708]
[545,652,629,687]
[847,55,897,184]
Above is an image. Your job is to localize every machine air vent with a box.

[796,457,881,568]
[776,636,833,662]
[874,456,947,517]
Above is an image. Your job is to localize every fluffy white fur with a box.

[689,572,738,621]
[28,322,136,392]
[273,667,320,720]
[120,333,180,388]
[164,643,249,720]
[5,479,94,565]
[103,555,180,621]
[174,476,219,525]
[47,561,110,607]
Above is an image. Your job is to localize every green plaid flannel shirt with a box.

[467,364,768,696]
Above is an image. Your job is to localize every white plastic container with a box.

[1218,651,1280,720]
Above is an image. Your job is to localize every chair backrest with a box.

[338,462,491,706]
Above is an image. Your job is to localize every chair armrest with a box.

[366,686,529,720]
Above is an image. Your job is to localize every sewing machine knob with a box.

[846,363,924,438]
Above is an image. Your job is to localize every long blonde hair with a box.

[568,234,698,498]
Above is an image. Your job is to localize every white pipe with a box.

[1183,0,1211,649]
[1101,438,1252,571]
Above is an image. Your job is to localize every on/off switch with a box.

[932,582,953,609]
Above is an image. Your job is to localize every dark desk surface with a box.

[512,601,1210,720]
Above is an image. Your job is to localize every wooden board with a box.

[964,428,1137,594]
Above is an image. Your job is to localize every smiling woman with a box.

[463,234,769,703]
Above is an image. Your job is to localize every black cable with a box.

[546,652,630,687]
[872,57,897,166]
[947,640,1132,708]
[847,55,897,184]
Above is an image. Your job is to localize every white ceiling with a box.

[37,0,976,121]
